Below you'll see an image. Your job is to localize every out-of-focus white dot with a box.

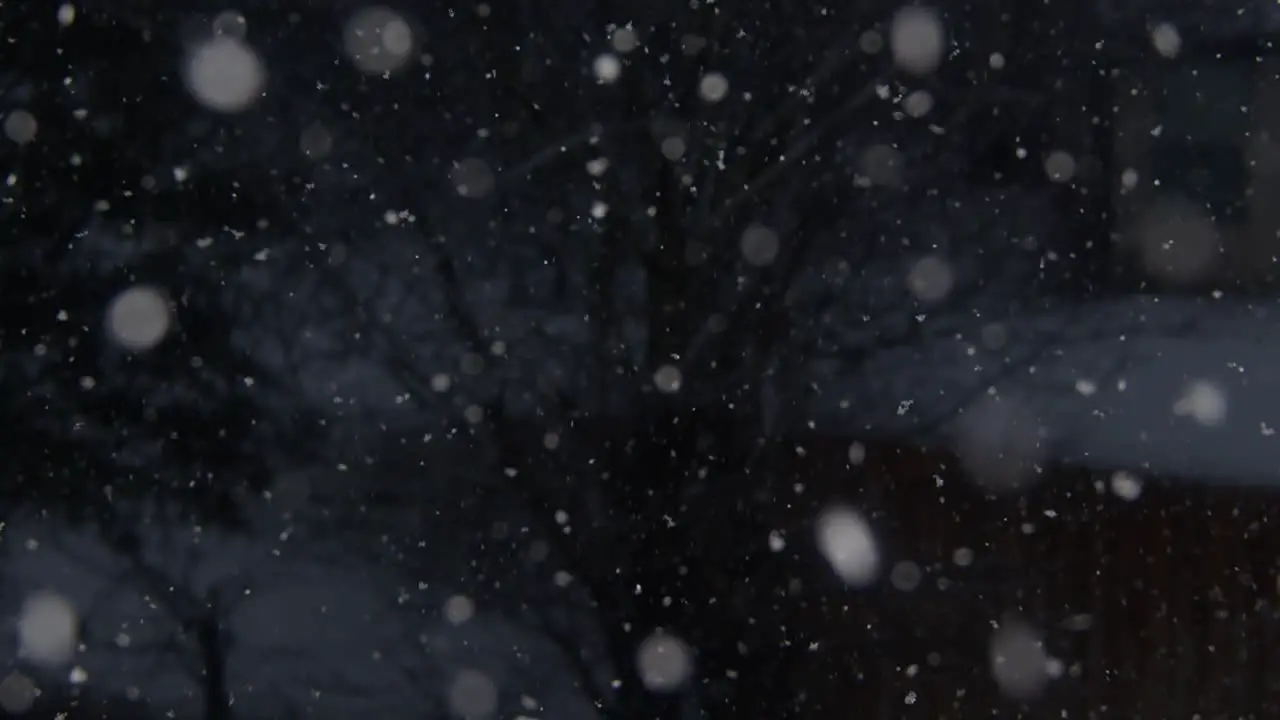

[989,52,1006,69]
[612,26,639,53]
[1129,198,1219,285]
[990,621,1050,700]
[698,72,729,103]
[653,365,683,394]
[450,158,496,198]
[1151,22,1181,58]
[1120,167,1140,190]
[858,144,905,187]
[212,10,247,38]
[1044,150,1076,182]
[56,4,76,26]
[815,505,879,586]
[890,560,922,592]
[3,110,37,144]
[680,34,708,56]
[184,37,266,113]
[448,669,498,719]
[847,441,867,466]
[460,352,485,375]
[902,89,934,118]
[954,395,1045,492]
[660,136,686,161]
[1110,471,1143,501]
[269,469,311,509]
[890,7,945,76]
[740,224,780,267]
[1174,380,1227,427]
[18,591,78,667]
[381,17,413,56]
[344,6,415,75]
[106,286,171,352]
[981,323,1008,350]
[586,157,610,176]
[0,672,36,714]
[636,632,693,692]
[859,29,884,54]
[593,54,622,83]
[300,123,333,158]
[1061,613,1092,632]
[768,530,786,552]
[952,547,974,566]
[906,255,953,302]
[443,595,475,625]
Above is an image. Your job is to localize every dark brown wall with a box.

[777,435,1280,718]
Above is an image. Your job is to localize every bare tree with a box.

[0,1,1111,716]
[282,2,1106,717]
[0,8,326,717]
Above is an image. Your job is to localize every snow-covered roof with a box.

[1035,314,1280,486]
[0,509,599,718]
[811,296,1280,488]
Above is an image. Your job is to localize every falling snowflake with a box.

[653,365,683,394]
[300,123,333,158]
[698,72,730,103]
[183,36,266,113]
[448,669,498,718]
[0,673,36,714]
[593,54,622,83]
[3,110,37,144]
[1151,22,1181,59]
[17,591,78,667]
[954,395,1045,492]
[636,631,693,692]
[106,286,171,352]
[740,224,780,267]
[1110,471,1143,501]
[443,595,475,625]
[890,7,945,75]
[1044,150,1076,182]
[1173,380,1227,427]
[990,621,1050,700]
[212,10,248,38]
[889,561,922,592]
[847,441,867,466]
[344,6,415,75]
[902,89,934,118]
[815,506,879,586]
[906,255,953,302]
[450,158,496,198]
[611,27,639,53]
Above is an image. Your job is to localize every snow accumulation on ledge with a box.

[811,296,1280,488]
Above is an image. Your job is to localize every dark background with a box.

[2,1,1278,717]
